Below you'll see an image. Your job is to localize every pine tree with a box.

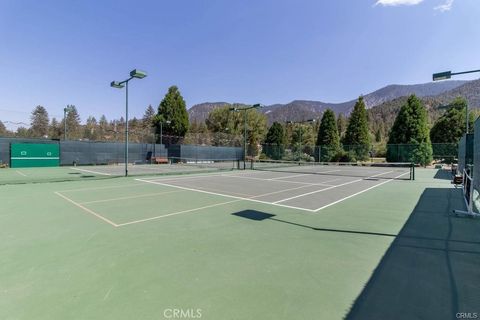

[375,128,382,143]
[49,118,61,139]
[16,127,30,137]
[85,116,98,140]
[154,86,189,143]
[98,115,108,140]
[62,105,81,140]
[290,124,315,161]
[0,120,7,136]
[142,105,156,130]
[388,95,432,165]
[264,122,285,160]
[317,109,340,161]
[343,97,370,160]
[337,113,347,139]
[30,105,50,138]
[430,97,474,143]
[205,105,267,152]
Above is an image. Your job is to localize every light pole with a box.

[433,69,480,134]
[110,69,147,177]
[160,120,171,145]
[229,104,264,169]
[63,106,73,141]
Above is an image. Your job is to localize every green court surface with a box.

[1,169,479,319]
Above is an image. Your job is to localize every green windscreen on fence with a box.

[10,143,60,168]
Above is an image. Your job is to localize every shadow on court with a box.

[346,188,480,320]
[233,187,480,319]
[233,210,400,238]
[434,169,454,180]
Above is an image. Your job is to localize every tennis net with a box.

[250,159,415,180]
[0,158,241,185]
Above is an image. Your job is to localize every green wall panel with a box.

[10,143,60,168]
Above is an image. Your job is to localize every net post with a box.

[411,162,415,180]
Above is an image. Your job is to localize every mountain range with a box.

[188,79,480,124]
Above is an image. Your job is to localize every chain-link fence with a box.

[0,136,243,167]
[257,142,458,164]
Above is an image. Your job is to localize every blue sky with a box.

[0,0,479,128]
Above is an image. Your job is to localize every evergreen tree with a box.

[430,97,474,143]
[16,127,30,138]
[153,86,189,143]
[62,105,81,140]
[205,106,235,134]
[205,105,267,153]
[388,95,432,165]
[0,120,7,136]
[85,116,98,140]
[30,105,49,138]
[264,122,285,160]
[343,97,370,160]
[316,109,340,161]
[337,113,347,138]
[98,115,108,140]
[49,118,62,139]
[142,105,156,128]
[375,128,382,143]
[290,124,315,161]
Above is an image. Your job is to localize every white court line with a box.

[251,183,321,198]
[116,199,242,227]
[79,190,185,205]
[135,178,317,212]
[59,183,147,193]
[222,174,334,187]
[15,171,27,177]
[140,171,237,182]
[314,171,410,212]
[54,191,118,227]
[269,170,341,180]
[69,167,112,176]
[273,170,395,204]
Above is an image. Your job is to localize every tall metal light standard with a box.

[63,106,73,141]
[433,69,480,133]
[110,69,147,177]
[160,120,171,145]
[229,104,264,169]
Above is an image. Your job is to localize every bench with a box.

[151,156,168,164]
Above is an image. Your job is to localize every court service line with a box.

[116,199,242,227]
[222,174,334,187]
[59,183,148,193]
[269,170,341,180]
[141,171,238,182]
[313,171,410,212]
[69,167,112,176]
[135,178,316,212]
[15,171,27,177]
[273,170,395,204]
[79,190,186,205]
[54,191,118,227]
[251,183,321,198]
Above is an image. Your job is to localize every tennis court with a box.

[1,165,479,320]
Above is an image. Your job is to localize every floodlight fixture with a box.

[130,69,147,79]
[110,81,125,89]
